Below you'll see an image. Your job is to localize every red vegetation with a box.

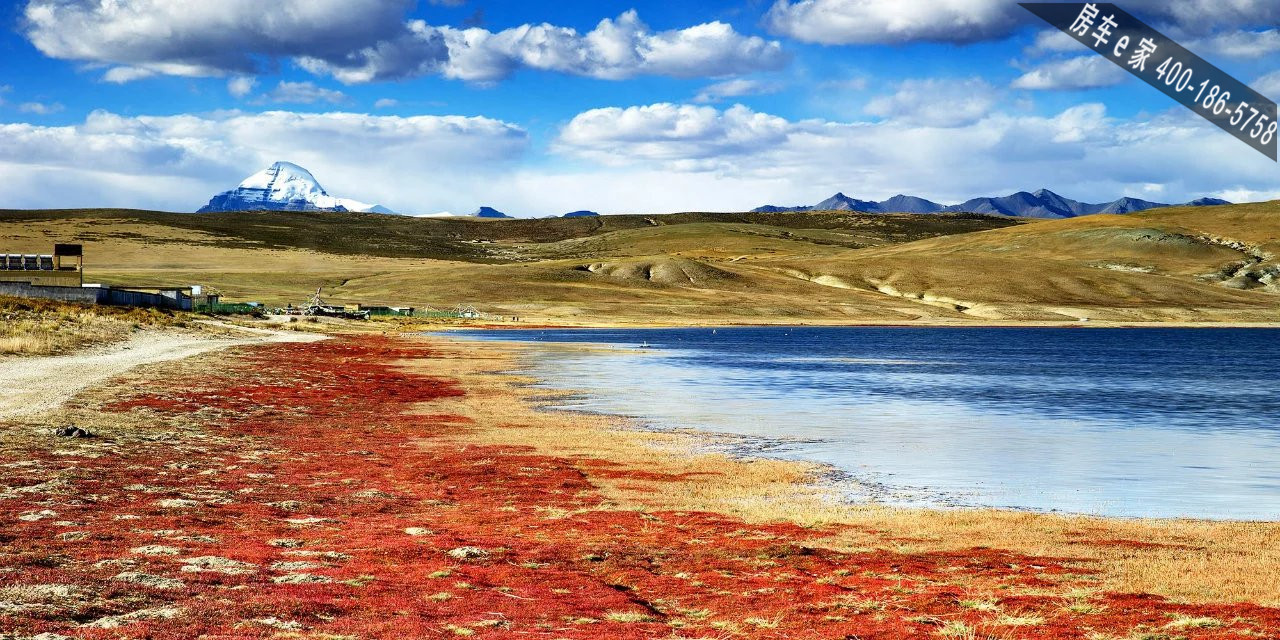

[1,336,1276,638]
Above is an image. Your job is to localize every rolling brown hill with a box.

[0,203,1276,324]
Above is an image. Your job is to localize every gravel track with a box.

[0,325,323,420]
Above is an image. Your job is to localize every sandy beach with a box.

[0,329,1277,639]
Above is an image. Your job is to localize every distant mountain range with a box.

[199,164,1231,220]
[752,189,1231,218]
[198,162,393,214]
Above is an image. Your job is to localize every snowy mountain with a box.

[753,188,1230,218]
[472,206,513,219]
[198,162,393,214]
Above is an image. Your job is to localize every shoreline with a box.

[435,329,1280,523]
[438,319,1280,331]
[2,329,1277,637]
[416,333,1280,604]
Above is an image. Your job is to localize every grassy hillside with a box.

[0,204,1276,324]
[0,208,1017,262]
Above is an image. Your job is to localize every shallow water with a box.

[452,327,1280,520]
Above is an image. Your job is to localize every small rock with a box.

[252,617,304,631]
[153,499,201,509]
[179,556,257,575]
[53,426,94,438]
[271,573,332,584]
[446,546,489,560]
[284,516,333,526]
[268,538,304,548]
[130,545,181,556]
[270,561,321,571]
[404,527,432,536]
[18,509,58,522]
[85,605,183,629]
[113,572,185,590]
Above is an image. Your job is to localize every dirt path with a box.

[0,325,323,420]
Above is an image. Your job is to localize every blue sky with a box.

[1,0,1279,215]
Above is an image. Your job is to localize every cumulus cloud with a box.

[1025,29,1089,56]
[864,78,998,127]
[0,110,527,212]
[302,10,789,84]
[1189,29,1280,59]
[23,0,413,79]
[1011,56,1128,91]
[765,0,1280,45]
[374,98,400,109]
[555,103,793,169]
[258,81,349,105]
[552,100,1280,210]
[227,77,257,98]
[693,79,783,103]
[17,102,64,115]
[22,2,786,84]
[1255,71,1280,99]
[765,0,1024,45]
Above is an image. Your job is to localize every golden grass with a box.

[406,335,1280,607]
[3,205,1277,326]
[0,295,187,355]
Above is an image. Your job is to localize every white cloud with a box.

[693,79,782,104]
[864,78,998,127]
[1255,71,1280,99]
[22,0,412,79]
[227,77,257,98]
[765,0,1024,45]
[765,0,1280,45]
[555,103,793,168]
[1025,29,1088,55]
[258,81,348,105]
[17,102,64,115]
[374,98,400,109]
[3,100,1275,217]
[551,101,1280,210]
[0,110,527,213]
[303,11,789,84]
[1012,56,1128,91]
[22,3,787,85]
[1190,29,1280,59]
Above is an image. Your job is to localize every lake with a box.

[452,327,1280,520]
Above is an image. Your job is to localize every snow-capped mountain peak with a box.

[198,161,393,214]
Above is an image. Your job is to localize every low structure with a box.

[0,244,192,310]
[357,304,416,317]
[0,244,83,287]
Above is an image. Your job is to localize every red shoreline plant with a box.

[1,336,1275,638]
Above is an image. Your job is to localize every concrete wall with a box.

[0,271,82,287]
[0,282,191,311]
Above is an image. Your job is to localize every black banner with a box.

[1021,2,1278,161]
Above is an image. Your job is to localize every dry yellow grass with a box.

[0,295,188,355]
[407,335,1280,606]
[3,204,1277,326]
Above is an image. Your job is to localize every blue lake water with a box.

[451,327,1280,520]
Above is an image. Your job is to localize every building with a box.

[0,244,191,311]
[0,244,83,287]
[357,304,417,317]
